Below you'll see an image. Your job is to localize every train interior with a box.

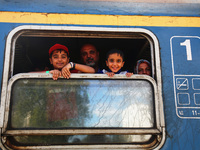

[13,30,152,76]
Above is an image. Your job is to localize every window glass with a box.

[10,78,154,129]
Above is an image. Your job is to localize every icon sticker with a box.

[176,78,189,90]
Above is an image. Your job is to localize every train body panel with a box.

[0,0,200,149]
[0,0,200,16]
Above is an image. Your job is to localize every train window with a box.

[12,28,153,77]
[1,26,165,149]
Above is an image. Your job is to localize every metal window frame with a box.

[4,73,160,149]
[0,25,165,149]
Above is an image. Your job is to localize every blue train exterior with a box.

[0,0,200,149]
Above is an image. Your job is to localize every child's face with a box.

[49,50,69,70]
[138,62,151,76]
[106,53,124,73]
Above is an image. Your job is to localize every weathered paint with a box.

[0,12,200,27]
[0,0,200,16]
[0,0,200,150]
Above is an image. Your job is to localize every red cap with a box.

[49,44,69,56]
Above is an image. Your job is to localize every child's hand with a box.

[49,70,61,80]
[61,63,71,79]
[126,72,133,77]
[106,72,115,77]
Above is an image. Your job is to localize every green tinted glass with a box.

[10,78,154,129]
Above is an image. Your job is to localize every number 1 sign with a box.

[170,36,200,119]
[171,36,200,75]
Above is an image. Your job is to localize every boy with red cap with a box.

[48,43,95,80]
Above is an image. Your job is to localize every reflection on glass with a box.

[9,78,154,144]
[10,79,154,129]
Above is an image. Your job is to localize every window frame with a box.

[4,73,160,149]
[0,25,165,149]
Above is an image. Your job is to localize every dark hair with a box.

[106,49,124,61]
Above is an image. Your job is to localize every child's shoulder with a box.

[119,71,128,75]
[101,69,107,74]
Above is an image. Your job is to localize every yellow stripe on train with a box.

[0,11,200,27]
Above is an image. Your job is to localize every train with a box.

[0,0,200,149]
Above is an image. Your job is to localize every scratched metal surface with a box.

[0,0,200,16]
[0,1,200,150]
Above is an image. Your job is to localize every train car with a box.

[0,0,200,149]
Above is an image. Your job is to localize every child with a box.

[102,49,133,77]
[135,59,151,76]
[48,43,95,80]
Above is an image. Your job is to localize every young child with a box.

[135,59,151,76]
[102,49,133,77]
[48,43,95,80]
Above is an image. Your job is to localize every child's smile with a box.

[106,53,124,73]
[49,50,69,70]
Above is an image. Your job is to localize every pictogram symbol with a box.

[176,78,189,90]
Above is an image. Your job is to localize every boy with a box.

[102,49,133,77]
[48,43,95,80]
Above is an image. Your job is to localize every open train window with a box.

[1,26,165,149]
[12,28,154,77]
